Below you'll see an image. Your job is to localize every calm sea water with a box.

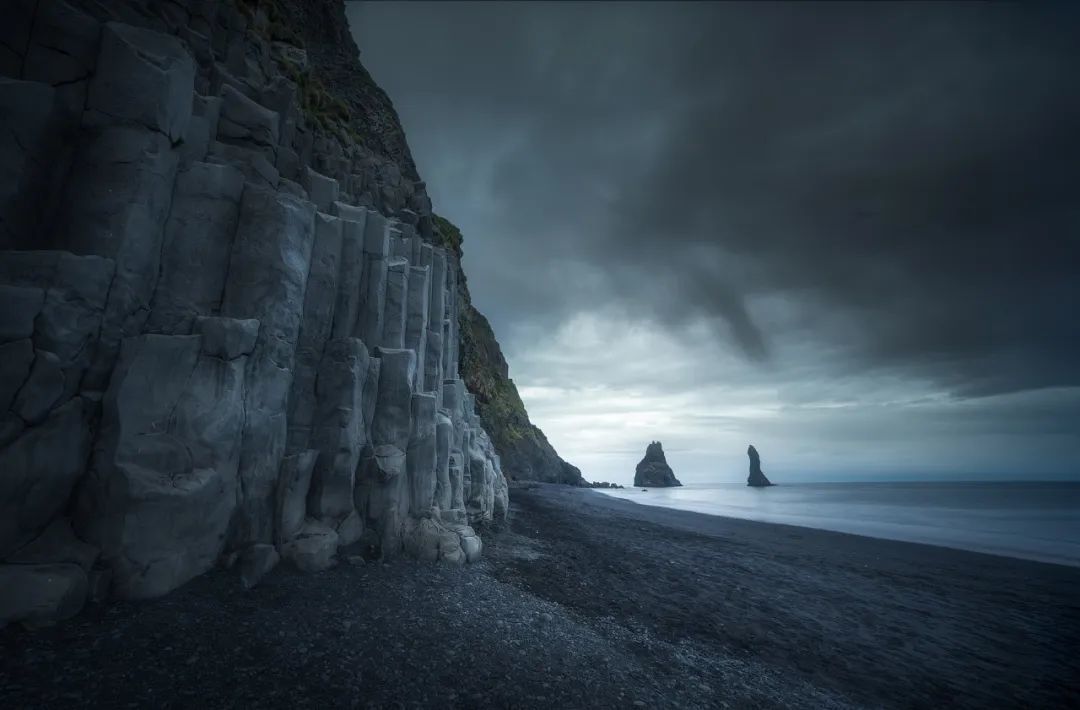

[596,481,1080,567]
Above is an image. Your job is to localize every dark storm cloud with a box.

[350,1,1080,395]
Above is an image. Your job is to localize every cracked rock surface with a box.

[0,0,510,627]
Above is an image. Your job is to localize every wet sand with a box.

[2,482,1078,708]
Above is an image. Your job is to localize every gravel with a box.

[3,483,1076,708]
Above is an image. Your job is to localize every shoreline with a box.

[2,482,1078,708]
[591,482,1080,568]
[492,483,1080,708]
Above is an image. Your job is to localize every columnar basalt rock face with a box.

[74,323,252,599]
[381,259,409,349]
[307,338,369,522]
[357,210,390,346]
[633,441,683,488]
[221,186,316,548]
[0,0,511,627]
[145,162,246,335]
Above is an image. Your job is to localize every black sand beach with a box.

[3,483,1078,708]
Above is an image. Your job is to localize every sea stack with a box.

[634,442,682,487]
[747,445,774,487]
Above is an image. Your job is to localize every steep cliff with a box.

[0,0,555,627]
[458,284,585,486]
[268,0,582,485]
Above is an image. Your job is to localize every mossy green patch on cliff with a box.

[457,270,583,485]
[296,72,357,141]
[271,29,364,148]
[238,0,371,152]
[237,0,305,48]
[460,306,528,444]
[432,214,464,256]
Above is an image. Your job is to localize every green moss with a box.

[455,229,581,482]
[237,0,305,48]
[298,74,350,125]
[431,214,464,255]
[275,42,361,150]
[234,0,367,158]
[459,303,532,445]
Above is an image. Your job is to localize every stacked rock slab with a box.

[0,0,507,627]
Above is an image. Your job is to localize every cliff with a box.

[634,442,683,488]
[459,301,585,485]
[282,0,582,486]
[0,0,568,627]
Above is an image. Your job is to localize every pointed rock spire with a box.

[747,444,774,487]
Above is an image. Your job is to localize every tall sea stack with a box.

[634,442,682,487]
[747,445,773,487]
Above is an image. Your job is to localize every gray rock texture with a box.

[74,330,248,599]
[747,445,774,487]
[238,544,279,589]
[275,449,318,545]
[0,0,566,625]
[308,338,369,522]
[7,518,99,572]
[218,84,279,159]
[633,442,683,488]
[220,187,316,548]
[0,563,87,629]
[145,162,245,335]
[88,22,194,141]
[0,79,70,249]
[280,521,338,572]
[0,398,92,558]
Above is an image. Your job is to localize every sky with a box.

[348,2,1080,485]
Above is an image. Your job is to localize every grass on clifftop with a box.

[432,214,464,255]
[237,0,305,48]
[460,304,531,446]
[238,0,364,148]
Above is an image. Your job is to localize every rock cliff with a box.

[0,0,558,627]
[747,445,774,487]
[459,301,585,485]
[634,442,683,488]
[280,0,581,486]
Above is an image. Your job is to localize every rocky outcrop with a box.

[747,445,774,487]
[276,0,578,486]
[459,301,584,485]
[633,442,682,488]
[0,0,516,627]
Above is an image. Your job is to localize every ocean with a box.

[596,481,1080,567]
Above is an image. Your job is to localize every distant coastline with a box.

[597,480,1080,567]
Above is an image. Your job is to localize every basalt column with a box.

[0,0,513,628]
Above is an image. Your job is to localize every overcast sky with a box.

[349,1,1080,484]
